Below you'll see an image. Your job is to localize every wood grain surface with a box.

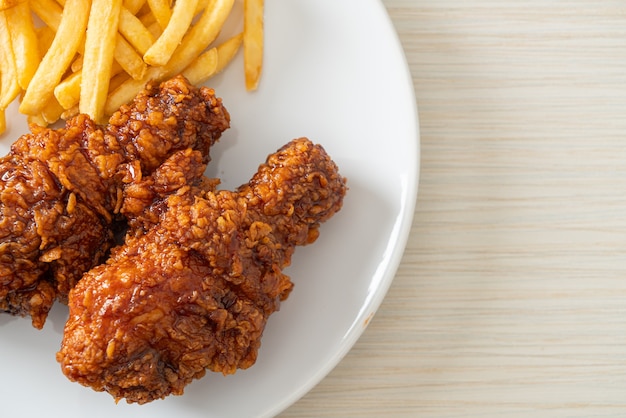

[281,1,626,417]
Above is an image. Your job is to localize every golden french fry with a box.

[109,71,131,93]
[70,34,144,81]
[0,0,25,11]
[145,20,162,39]
[243,0,263,91]
[61,105,79,121]
[54,71,81,110]
[80,0,123,123]
[143,0,199,66]
[215,32,243,74]
[36,26,56,56]
[5,2,40,90]
[0,109,6,135]
[182,47,218,85]
[165,0,234,76]
[70,55,83,73]
[57,60,126,111]
[0,12,20,110]
[19,0,90,116]
[124,0,146,15]
[41,96,65,125]
[146,0,171,29]
[27,113,46,127]
[182,32,242,85]
[119,6,155,55]
[139,8,157,28]
[30,0,63,31]
[115,34,148,80]
[194,0,208,14]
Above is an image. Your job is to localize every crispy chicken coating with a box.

[0,75,230,328]
[57,138,347,404]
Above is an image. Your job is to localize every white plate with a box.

[0,0,419,416]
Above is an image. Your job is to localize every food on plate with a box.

[142,0,201,67]
[182,33,243,86]
[0,0,25,10]
[0,0,264,133]
[0,11,21,112]
[0,75,230,329]
[4,2,39,91]
[18,0,90,117]
[57,138,347,404]
[146,0,172,29]
[243,0,264,91]
[79,0,122,124]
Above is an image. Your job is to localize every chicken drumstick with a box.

[57,138,347,404]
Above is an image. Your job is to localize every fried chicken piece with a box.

[57,138,347,404]
[0,75,230,328]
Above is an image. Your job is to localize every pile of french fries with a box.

[0,0,264,134]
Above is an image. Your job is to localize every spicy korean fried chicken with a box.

[0,75,230,328]
[57,138,347,404]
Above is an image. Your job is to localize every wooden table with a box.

[281,0,626,416]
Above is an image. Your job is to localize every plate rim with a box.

[265,1,421,415]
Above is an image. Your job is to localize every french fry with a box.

[30,0,63,31]
[146,0,171,29]
[115,34,148,80]
[215,32,243,74]
[182,47,218,85]
[66,33,146,81]
[41,96,65,125]
[124,0,146,15]
[0,0,25,11]
[146,20,162,39]
[19,0,90,116]
[80,0,122,123]
[54,71,81,110]
[164,0,234,76]
[194,0,208,15]
[70,55,83,73]
[19,0,91,115]
[57,0,149,81]
[139,8,157,28]
[243,0,263,91]
[143,0,200,66]
[0,12,20,110]
[5,2,40,90]
[119,6,155,55]
[27,113,46,127]
[56,60,127,111]
[61,105,79,121]
[36,26,56,56]
[182,32,243,85]
[0,109,5,135]
[109,71,131,93]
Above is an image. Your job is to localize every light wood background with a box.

[281,0,626,417]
